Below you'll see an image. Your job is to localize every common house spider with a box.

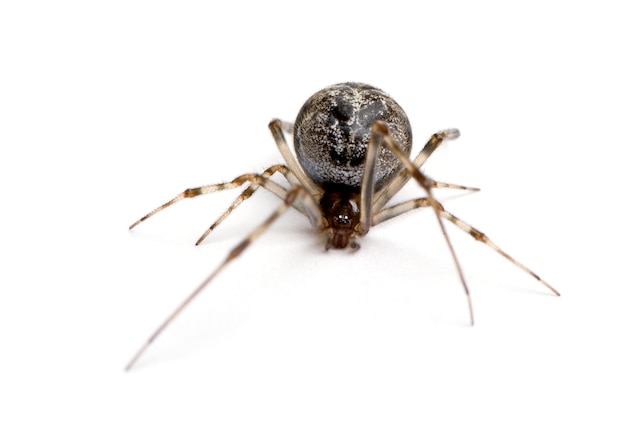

[126,82,559,370]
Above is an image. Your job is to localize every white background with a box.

[1,1,624,442]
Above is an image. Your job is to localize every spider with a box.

[125,82,559,370]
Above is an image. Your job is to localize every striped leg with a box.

[431,181,479,192]
[373,198,560,296]
[362,121,474,325]
[129,172,292,232]
[195,165,303,245]
[125,186,321,371]
[373,128,466,212]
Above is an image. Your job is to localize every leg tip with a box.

[444,128,461,140]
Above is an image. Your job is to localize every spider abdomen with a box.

[293,82,412,192]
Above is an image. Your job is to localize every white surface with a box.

[1,1,624,443]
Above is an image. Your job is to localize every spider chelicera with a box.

[125,82,559,370]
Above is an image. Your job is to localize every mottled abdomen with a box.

[293,82,412,191]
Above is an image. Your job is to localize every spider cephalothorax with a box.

[319,190,361,249]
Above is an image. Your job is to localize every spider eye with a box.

[335,214,350,226]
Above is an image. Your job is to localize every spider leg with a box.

[268,119,320,194]
[372,197,430,226]
[129,173,292,231]
[365,121,474,325]
[430,181,480,192]
[373,197,559,296]
[373,197,560,296]
[195,164,307,245]
[415,129,461,167]
[125,186,318,371]
[439,206,560,296]
[373,128,464,212]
